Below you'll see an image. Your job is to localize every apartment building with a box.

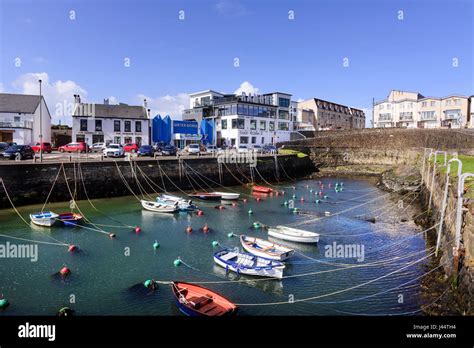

[182,90,294,148]
[374,90,471,129]
[296,98,365,131]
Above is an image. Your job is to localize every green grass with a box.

[430,154,474,198]
[278,149,308,158]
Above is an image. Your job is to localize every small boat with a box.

[267,225,320,243]
[252,185,273,194]
[57,212,83,226]
[171,281,238,316]
[156,194,198,211]
[189,192,222,201]
[212,192,240,200]
[240,235,294,261]
[30,212,59,227]
[140,200,179,213]
[214,249,285,279]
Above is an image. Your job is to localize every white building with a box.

[72,96,150,146]
[183,90,294,147]
[0,93,52,144]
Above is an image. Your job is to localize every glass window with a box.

[259,121,266,130]
[114,120,121,132]
[243,104,248,115]
[278,98,290,108]
[135,137,142,146]
[237,104,244,115]
[124,136,132,144]
[231,104,237,115]
[124,121,131,132]
[269,121,274,131]
[135,121,142,132]
[279,110,289,120]
[430,101,436,107]
[95,119,102,131]
[232,119,245,129]
[80,119,88,131]
[250,120,257,130]
[240,136,248,144]
[221,119,227,129]
[114,136,121,144]
[278,122,289,131]
[251,136,256,144]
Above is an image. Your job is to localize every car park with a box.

[161,144,177,156]
[0,142,10,154]
[58,142,89,153]
[1,145,35,160]
[91,142,107,152]
[30,142,52,153]
[251,145,264,153]
[103,144,125,158]
[187,143,200,155]
[238,145,249,153]
[205,145,218,154]
[137,145,155,157]
[263,144,277,154]
[124,143,139,153]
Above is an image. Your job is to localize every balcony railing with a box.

[399,115,413,121]
[0,120,34,129]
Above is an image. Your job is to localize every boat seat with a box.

[188,295,213,309]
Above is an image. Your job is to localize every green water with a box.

[0,177,430,315]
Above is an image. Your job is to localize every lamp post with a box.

[39,79,43,162]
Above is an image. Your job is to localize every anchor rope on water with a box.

[40,162,64,213]
[0,233,69,246]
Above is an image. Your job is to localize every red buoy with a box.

[203,223,209,233]
[218,205,225,210]
[275,191,279,196]
[67,245,77,253]
[300,197,304,202]
[186,225,193,233]
[197,210,204,216]
[59,267,70,276]
[135,227,141,233]
[319,191,323,196]
[256,197,261,202]
[243,199,248,203]
[232,202,237,207]
[328,184,332,188]
[281,191,285,195]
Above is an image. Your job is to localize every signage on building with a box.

[173,120,198,135]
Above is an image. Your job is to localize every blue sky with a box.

[0,0,472,126]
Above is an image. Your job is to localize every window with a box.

[135,137,142,146]
[259,121,266,130]
[430,101,436,107]
[237,104,244,115]
[422,102,427,107]
[250,120,257,130]
[240,136,248,144]
[124,136,132,144]
[221,119,227,129]
[279,110,289,120]
[95,119,102,131]
[278,122,289,131]
[446,100,452,106]
[231,104,237,115]
[269,121,275,131]
[80,119,88,131]
[243,104,248,115]
[114,136,121,144]
[454,99,461,106]
[76,135,85,142]
[261,137,264,144]
[269,109,277,118]
[420,111,436,120]
[200,96,211,106]
[124,121,131,132]
[251,137,256,144]
[445,109,461,119]
[278,98,290,108]
[232,119,245,129]
[114,120,121,132]
[135,121,142,132]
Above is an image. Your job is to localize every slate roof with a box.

[0,93,42,114]
[73,103,148,119]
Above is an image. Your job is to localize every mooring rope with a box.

[40,162,64,213]
[0,233,68,246]
[115,161,142,202]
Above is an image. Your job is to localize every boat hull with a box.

[140,200,178,213]
[213,192,240,200]
[252,186,273,194]
[189,192,222,201]
[29,212,59,227]
[268,227,320,243]
[240,235,294,261]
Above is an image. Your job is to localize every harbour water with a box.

[0,177,430,316]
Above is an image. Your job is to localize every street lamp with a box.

[39,79,43,162]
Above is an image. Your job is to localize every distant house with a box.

[72,96,150,146]
[0,93,52,144]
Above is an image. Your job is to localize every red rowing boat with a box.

[171,281,238,316]
[252,185,273,194]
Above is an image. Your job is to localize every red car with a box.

[58,142,89,153]
[123,143,139,153]
[30,142,52,153]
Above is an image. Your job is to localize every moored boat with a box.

[171,281,238,316]
[189,192,222,201]
[267,225,320,243]
[213,249,285,279]
[140,200,179,213]
[156,194,198,211]
[57,212,83,226]
[252,185,273,194]
[29,212,59,227]
[240,235,294,261]
[212,192,240,200]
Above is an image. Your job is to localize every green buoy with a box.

[253,222,261,228]
[212,240,219,247]
[309,189,313,193]
[144,279,152,288]
[323,195,328,199]
[292,194,297,199]
[248,209,253,215]
[293,208,299,214]
[173,259,182,267]
[227,232,234,238]
[0,298,9,309]
[153,241,160,249]
[315,199,320,204]
[283,200,288,206]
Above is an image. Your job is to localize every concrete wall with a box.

[0,155,314,209]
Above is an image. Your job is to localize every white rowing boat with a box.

[212,192,240,200]
[140,200,179,213]
[30,212,59,227]
[267,225,320,243]
[213,249,285,279]
[240,235,294,261]
[156,194,198,211]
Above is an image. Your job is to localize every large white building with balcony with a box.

[183,90,294,148]
[0,93,52,144]
[374,90,471,129]
[72,96,150,146]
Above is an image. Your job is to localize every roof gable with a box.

[0,93,42,114]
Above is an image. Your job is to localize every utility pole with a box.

[39,79,43,162]
[372,97,375,128]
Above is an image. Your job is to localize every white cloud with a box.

[234,81,259,95]
[12,72,87,125]
[137,93,189,119]
[106,96,118,105]
[215,0,250,16]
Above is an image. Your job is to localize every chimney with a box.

[104,98,109,105]
[144,98,148,109]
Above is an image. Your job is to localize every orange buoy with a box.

[197,210,204,216]
[202,223,209,233]
[186,225,193,233]
[59,267,70,276]
[67,245,77,253]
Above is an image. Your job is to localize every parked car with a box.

[1,145,35,160]
[91,142,107,152]
[161,144,177,156]
[263,144,277,154]
[30,142,52,153]
[153,141,168,152]
[238,145,249,153]
[124,143,139,153]
[0,142,10,153]
[187,143,201,155]
[251,145,264,153]
[137,145,155,157]
[58,142,89,153]
[103,144,125,158]
[205,145,218,154]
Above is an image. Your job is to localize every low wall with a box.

[0,155,314,209]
